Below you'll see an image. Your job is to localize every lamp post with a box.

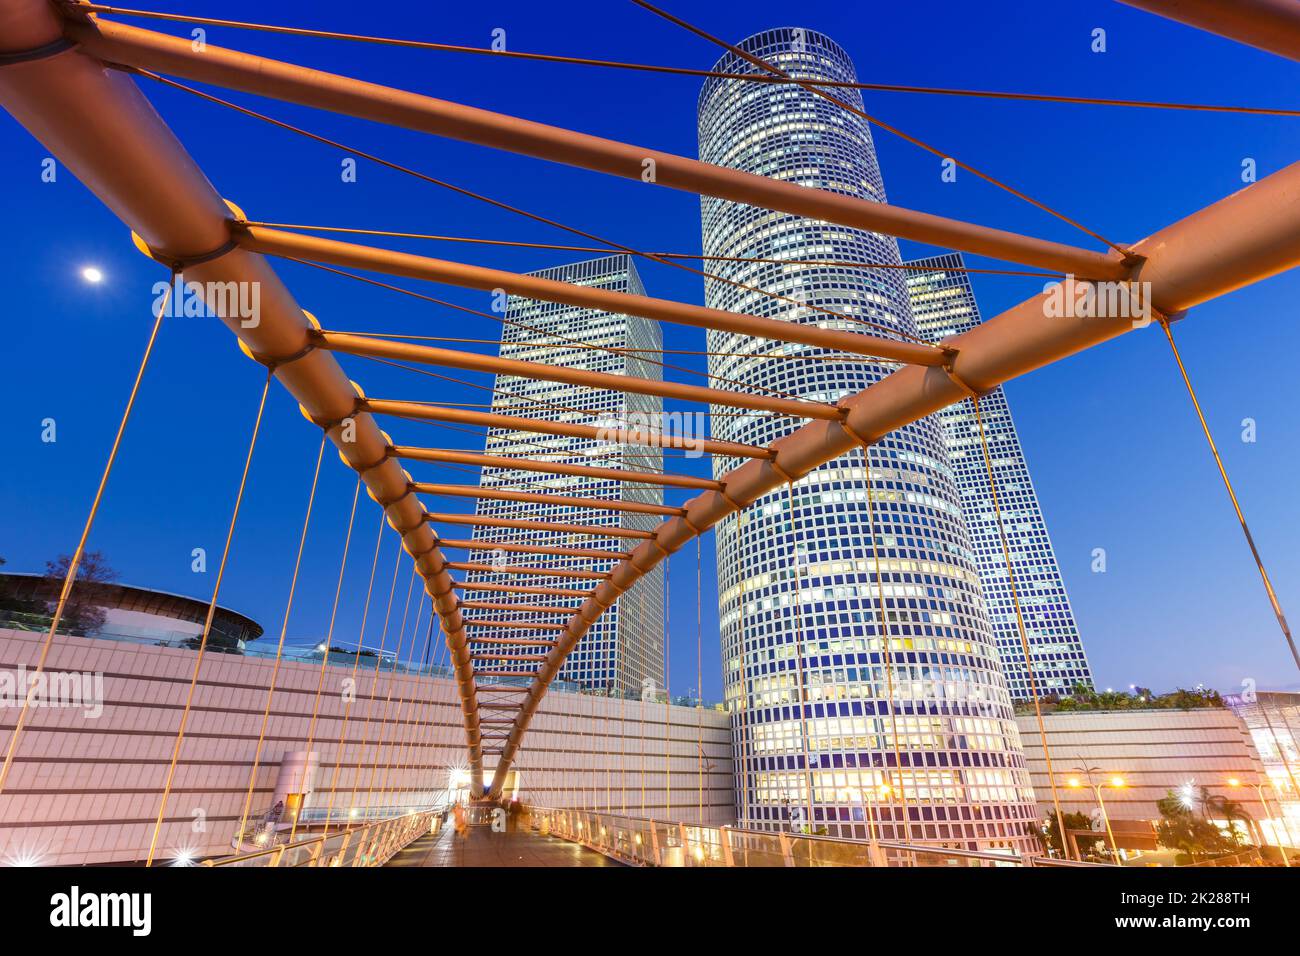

[1228,777,1291,867]
[1068,767,1125,866]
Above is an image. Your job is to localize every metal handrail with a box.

[527,806,1111,868]
[206,808,441,867]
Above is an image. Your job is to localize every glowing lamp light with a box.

[1109,776,1126,789]
[1067,777,1082,789]
[80,266,104,284]
[634,834,642,845]
[1227,778,1241,788]
[693,846,705,862]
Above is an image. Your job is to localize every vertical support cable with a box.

[663,552,672,818]
[863,456,913,842]
[376,591,427,809]
[363,567,418,806]
[0,276,172,799]
[734,509,753,828]
[697,534,704,824]
[971,394,1070,858]
[785,478,818,835]
[146,368,273,866]
[320,512,388,836]
[1159,318,1299,673]
[354,539,405,814]
[286,474,363,844]
[234,430,328,844]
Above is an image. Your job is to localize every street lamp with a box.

[1068,768,1125,866]
[1227,777,1291,867]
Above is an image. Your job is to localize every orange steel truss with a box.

[1,0,1296,801]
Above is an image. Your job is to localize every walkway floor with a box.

[386,823,620,868]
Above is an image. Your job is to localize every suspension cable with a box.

[319,511,388,836]
[696,533,705,824]
[1158,318,1299,674]
[353,535,406,816]
[0,274,171,799]
[132,69,935,348]
[632,0,1127,255]
[286,474,363,844]
[288,255,834,408]
[247,221,1063,279]
[970,393,1071,858]
[784,478,818,834]
[663,553,672,819]
[234,431,328,844]
[863,455,914,842]
[362,568,419,807]
[145,368,272,866]
[84,6,1299,116]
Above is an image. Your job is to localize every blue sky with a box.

[1,1,1297,698]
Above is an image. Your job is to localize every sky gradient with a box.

[1,0,1297,699]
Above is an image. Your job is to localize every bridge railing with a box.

[205,808,440,867]
[529,807,1101,868]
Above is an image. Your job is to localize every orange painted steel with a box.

[456,602,580,615]
[250,231,945,366]
[66,18,1124,278]
[319,330,842,421]
[1119,0,1300,61]
[426,512,655,540]
[462,621,568,632]
[7,0,1299,805]
[0,0,485,793]
[485,162,1300,795]
[469,637,562,647]
[365,398,772,458]
[399,446,720,491]
[443,561,608,581]
[413,482,685,517]
[451,582,589,598]
[435,538,629,561]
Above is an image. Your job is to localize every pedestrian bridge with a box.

[203,805,1095,868]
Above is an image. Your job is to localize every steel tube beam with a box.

[1118,0,1300,61]
[486,159,1300,795]
[469,638,561,647]
[320,330,841,421]
[427,512,654,539]
[462,621,568,632]
[451,582,590,598]
[64,17,1125,278]
[249,230,946,367]
[0,0,515,789]
[436,539,629,561]
[457,602,579,615]
[413,482,685,517]
[443,561,608,581]
[365,398,771,458]
[398,446,719,490]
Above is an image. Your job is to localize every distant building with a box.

[1225,691,1300,844]
[1015,708,1274,848]
[0,571,261,652]
[907,253,1093,699]
[460,255,665,695]
[697,27,1037,854]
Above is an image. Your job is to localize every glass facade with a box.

[460,255,665,695]
[698,28,1038,852]
[906,253,1094,699]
